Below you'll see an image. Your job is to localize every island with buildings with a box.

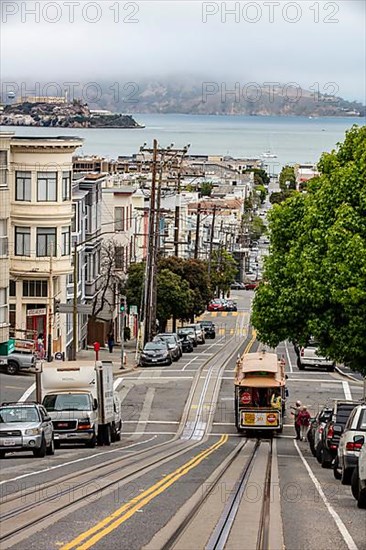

[0,96,143,128]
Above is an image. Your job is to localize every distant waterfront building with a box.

[294,164,319,190]
[16,96,68,105]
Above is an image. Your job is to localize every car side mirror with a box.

[285,374,289,379]
[93,398,98,411]
[354,434,365,445]
[333,425,343,435]
[44,416,51,422]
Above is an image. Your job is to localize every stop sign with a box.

[241,391,251,405]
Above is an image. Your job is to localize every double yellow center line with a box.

[62,435,228,550]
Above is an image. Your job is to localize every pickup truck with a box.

[0,351,36,375]
[297,341,335,371]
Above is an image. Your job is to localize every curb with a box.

[335,366,364,385]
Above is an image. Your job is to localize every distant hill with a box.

[90,79,365,118]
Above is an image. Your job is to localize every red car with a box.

[244,281,259,290]
[208,299,225,311]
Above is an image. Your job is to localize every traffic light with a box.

[54,298,60,313]
[120,296,126,313]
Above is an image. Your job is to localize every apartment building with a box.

[5,133,82,357]
[0,134,11,354]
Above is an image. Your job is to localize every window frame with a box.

[61,226,71,256]
[36,227,57,257]
[15,226,31,256]
[0,287,7,325]
[37,171,58,202]
[62,171,71,201]
[15,171,32,201]
[115,207,125,232]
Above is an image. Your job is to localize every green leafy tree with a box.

[200,181,214,197]
[157,269,194,331]
[255,184,267,204]
[210,248,238,297]
[124,262,145,312]
[252,125,366,375]
[269,189,296,205]
[279,165,296,190]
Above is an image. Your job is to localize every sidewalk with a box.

[75,339,139,376]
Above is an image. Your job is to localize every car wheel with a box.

[86,431,97,448]
[54,441,61,449]
[33,436,47,458]
[6,361,19,375]
[358,488,366,509]
[167,358,172,365]
[333,456,342,480]
[309,440,316,457]
[0,451,6,459]
[351,467,360,500]
[297,360,305,371]
[341,466,353,485]
[327,364,335,372]
[321,449,332,469]
[316,442,323,464]
[46,437,55,455]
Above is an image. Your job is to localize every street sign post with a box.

[59,304,93,315]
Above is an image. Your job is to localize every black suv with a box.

[317,400,361,468]
[199,321,216,339]
[308,406,332,456]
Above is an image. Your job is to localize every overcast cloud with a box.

[1,0,365,102]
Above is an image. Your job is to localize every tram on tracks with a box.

[234,350,286,433]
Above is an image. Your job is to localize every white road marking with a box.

[133,387,155,435]
[0,435,158,486]
[294,440,358,550]
[220,397,234,401]
[113,377,124,391]
[18,382,36,402]
[285,341,293,373]
[121,431,176,435]
[122,420,179,424]
[342,381,352,401]
[182,355,200,371]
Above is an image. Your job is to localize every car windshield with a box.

[0,406,40,423]
[145,343,165,350]
[158,335,175,344]
[358,409,366,430]
[43,394,92,412]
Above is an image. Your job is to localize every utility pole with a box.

[194,202,201,259]
[120,295,126,369]
[143,139,158,345]
[174,148,189,257]
[150,155,164,339]
[47,241,53,362]
[207,204,217,279]
[72,240,78,361]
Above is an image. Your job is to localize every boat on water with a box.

[261,151,277,159]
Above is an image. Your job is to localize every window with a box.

[15,226,31,256]
[62,171,71,201]
[37,172,57,201]
[9,280,16,297]
[0,219,8,256]
[72,203,77,232]
[0,288,7,324]
[115,246,124,269]
[36,227,56,256]
[62,226,71,256]
[9,304,16,328]
[115,207,125,231]
[15,171,31,201]
[23,280,48,297]
[0,151,8,188]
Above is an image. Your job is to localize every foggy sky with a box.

[1,0,365,103]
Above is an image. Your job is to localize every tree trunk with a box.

[172,316,177,333]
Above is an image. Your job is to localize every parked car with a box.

[153,333,182,361]
[297,340,335,371]
[177,332,194,353]
[208,299,225,312]
[244,281,259,290]
[178,327,198,347]
[316,400,361,468]
[308,406,333,456]
[183,324,205,344]
[139,341,172,367]
[334,404,366,484]
[351,435,366,508]
[0,350,36,375]
[0,402,55,458]
[225,300,237,312]
[200,320,216,339]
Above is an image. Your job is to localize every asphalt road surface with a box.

[0,291,365,550]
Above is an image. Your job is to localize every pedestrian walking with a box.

[297,405,311,441]
[107,332,115,354]
[290,400,302,440]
